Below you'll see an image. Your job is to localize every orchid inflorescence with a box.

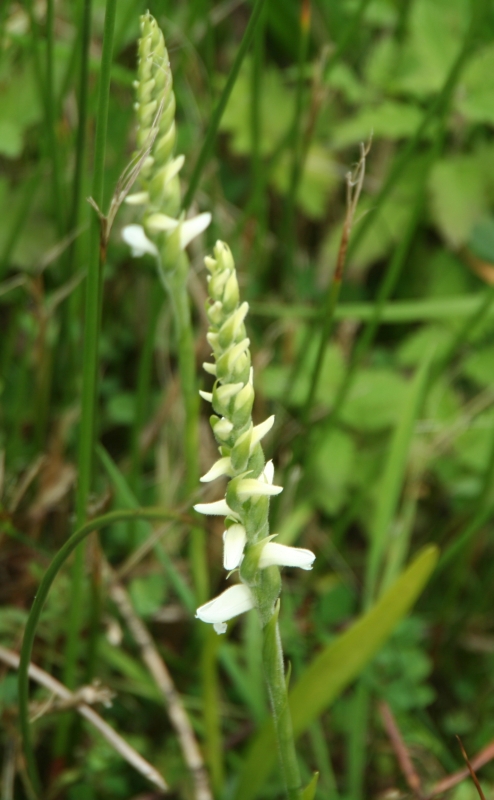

[194,241,315,634]
[122,12,211,271]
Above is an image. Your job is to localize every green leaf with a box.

[233,545,439,800]
[332,101,422,149]
[340,368,408,432]
[128,574,166,618]
[301,772,319,800]
[219,57,292,157]
[271,143,338,220]
[306,428,356,515]
[429,155,487,248]
[457,45,494,125]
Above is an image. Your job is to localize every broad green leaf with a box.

[271,143,338,220]
[429,155,487,248]
[340,368,408,432]
[306,428,356,515]
[398,325,453,368]
[396,0,468,96]
[457,45,494,125]
[301,772,319,800]
[259,341,344,409]
[332,101,422,149]
[220,57,292,158]
[129,574,167,618]
[233,546,439,800]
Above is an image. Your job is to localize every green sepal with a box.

[244,495,270,540]
[240,535,276,583]
[301,773,319,800]
[231,427,252,472]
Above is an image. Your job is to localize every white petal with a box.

[179,212,212,250]
[250,416,275,452]
[236,478,283,502]
[122,224,158,257]
[259,542,316,571]
[124,191,149,205]
[223,524,247,570]
[203,362,217,376]
[261,460,274,485]
[199,390,213,402]
[146,213,179,233]
[194,499,238,518]
[196,584,254,626]
[200,457,232,483]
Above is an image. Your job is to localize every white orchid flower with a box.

[195,583,255,634]
[179,212,212,250]
[200,457,232,483]
[122,224,158,257]
[223,524,247,570]
[236,477,283,503]
[193,499,239,518]
[259,542,315,571]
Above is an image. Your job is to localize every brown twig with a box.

[104,565,212,800]
[0,646,167,792]
[427,737,494,797]
[379,701,424,799]
[457,737,486,800]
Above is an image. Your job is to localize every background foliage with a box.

[2,0,494,798]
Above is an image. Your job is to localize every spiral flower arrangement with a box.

[122,12,211,271]
[194,241,315,634]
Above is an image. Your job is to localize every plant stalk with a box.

[262,615,303,800]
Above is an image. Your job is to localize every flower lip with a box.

[196,583,255,633]
[122,224,158,257]
[193,499,238,517]
[179,212,212,250]
[258,541,316,571]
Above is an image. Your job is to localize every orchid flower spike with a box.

[195,240,315,633]
[122,12,211,270]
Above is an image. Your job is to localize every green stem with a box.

[159,257,208,603]
[58,0,117,750]
[283,0,311,275]
[159,255,221,787]
[18,507,180,793]
[182,0,267,210]
[262,612,302,799]
[46,0,65,235]
[130,287,162,497]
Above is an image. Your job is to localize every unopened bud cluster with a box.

[123,13,210,268]
[195,242,315,634]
